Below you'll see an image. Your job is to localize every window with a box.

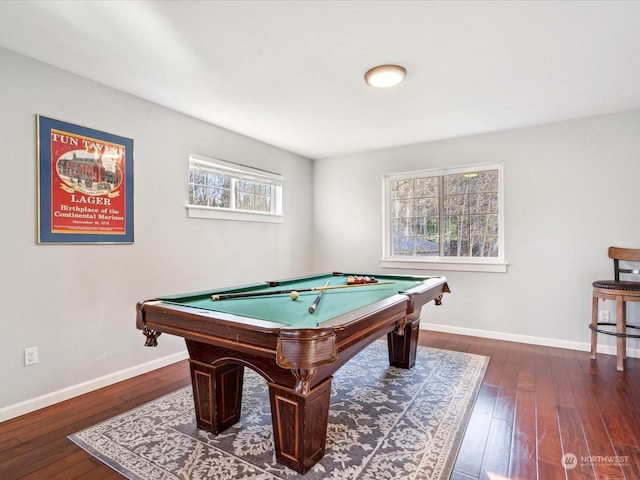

[187,153,284,223]
[382,164,506,272]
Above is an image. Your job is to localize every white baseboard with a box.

[3,325,637,424]
[421,322,640,359]
[0,350,189,423]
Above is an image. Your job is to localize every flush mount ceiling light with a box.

[364,64,407,88]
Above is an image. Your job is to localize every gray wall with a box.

[3,43,639,420]
[312,110,640,353]
[0,48,313,417]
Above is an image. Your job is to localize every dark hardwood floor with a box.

[1,330,638,479]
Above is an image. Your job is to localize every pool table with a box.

[136,272,449,473]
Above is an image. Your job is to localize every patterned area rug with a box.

[69,341,488,479]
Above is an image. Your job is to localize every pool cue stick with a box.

[308,280,330,314]
[210,281,394,301]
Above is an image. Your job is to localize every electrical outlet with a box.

[598,310,610,323]
[24,346,38,366]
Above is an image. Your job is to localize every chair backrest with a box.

[608,247,640,282]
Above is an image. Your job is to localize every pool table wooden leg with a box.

[387,316,420,369]
[189,359,244,433]
[267,376,332,474]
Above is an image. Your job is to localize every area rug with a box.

[69,341,488,479]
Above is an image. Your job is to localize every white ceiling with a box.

[1,0,639,159]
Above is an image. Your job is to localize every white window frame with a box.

[381,163,507,273]
[187,153,284,223]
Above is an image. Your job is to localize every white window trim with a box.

[187,153,284,223]
[186,205,284,223]
[381,163,507,273]
[379,258,508,273]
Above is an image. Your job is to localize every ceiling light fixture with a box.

[364,64,407,88]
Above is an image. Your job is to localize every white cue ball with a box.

[290,291,299,301]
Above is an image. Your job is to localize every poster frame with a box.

[37,115,134,244]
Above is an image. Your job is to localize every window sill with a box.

[186,205,284,223]
[380,258,508,273]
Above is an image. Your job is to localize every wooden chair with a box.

[590,246,640,371]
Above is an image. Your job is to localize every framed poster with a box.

[37,115,134,244]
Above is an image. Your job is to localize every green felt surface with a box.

[159,273,431,328]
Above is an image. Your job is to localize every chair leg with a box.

[591,295,599,360]
[616,297,625,372]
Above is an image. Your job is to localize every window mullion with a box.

[438,175,445,257]
[230,179,237,210]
